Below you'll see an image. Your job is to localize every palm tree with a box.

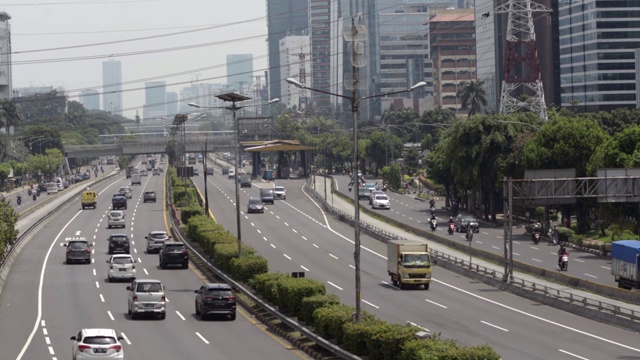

[456,80,488,117]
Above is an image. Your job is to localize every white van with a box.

[228,168,236,179]
[131,173,142,185]
[46,182,59,195]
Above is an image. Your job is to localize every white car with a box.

[107,211,126,229]
[273,186,286,200]
[372,194,390,209]
[70,328,124,360]
[106,254,136,282]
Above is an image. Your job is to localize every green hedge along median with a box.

[170,167,500,360]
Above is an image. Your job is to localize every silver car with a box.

[145,231,171,254]
[372,194,390,209]
[118,187,132,199]
[127,279,166,320]
[107,211,126,229]
[106,254,136,282]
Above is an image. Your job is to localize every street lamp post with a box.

[189,96,280,256]
[286,77,426,321]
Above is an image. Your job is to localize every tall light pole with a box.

[189,96,280,256]
[287,77,426,321]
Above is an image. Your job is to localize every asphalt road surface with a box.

[0,161,308,360]
[334,175,617,287]
[193,162,640,360]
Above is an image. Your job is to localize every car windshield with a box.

[112,257,132,264]
[150,233,167,239]
[365,183,375,189]
[119,188,130,193]
[164,244,184,250]
[136,282,162,292]
[206,289,233,296]
[68,242,88,249]
[83,336,117,345]
[402,254,431,268]
[274,187,284,192]
[110,236,128,242]
[109,212,122,218]
[375,195,388,200]
[460,216,476,222]
[249,199,262,205]
[145,192,155,195]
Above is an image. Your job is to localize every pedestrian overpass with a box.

[64,133,235,158]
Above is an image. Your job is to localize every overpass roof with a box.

[243,140,313,152]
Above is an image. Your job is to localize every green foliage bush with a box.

[230,255,268,283]
[181,205,204,225]
[313,304,373,344]
[365,323,418,360]
[342,319,385,356]
[249,273,289,304]
[299,294,340,325]
[211,242,254,272]
[274,277,326,317]
[399,338,501,360]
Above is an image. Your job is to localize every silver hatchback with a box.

[145,231,171,254]
[106,254,136,282]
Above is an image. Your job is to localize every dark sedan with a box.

[456,214,480,233]
[247,198,264,213]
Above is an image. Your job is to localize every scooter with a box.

[448,223,455,235]
[430,206,436,217]
[559,254,569,271]
[430,218,437,231]
[533,232,541,244]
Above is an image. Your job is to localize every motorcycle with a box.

[16,195,21,206]
[348,185,352,192]
[430,218,437,231]
[382,185,387,192]
[448,223,455,235]
[430,206,436,217]
[32,194,37,202]
[533,232,541,244]
[27,189,32,196]
[559,254,569,271]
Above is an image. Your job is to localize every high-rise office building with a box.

[166,91,178,117]
[143,81,166,120]
[267,0,309,101]
[79,89,100,111]
[280,35,311,109]
[557,1,635,111]
[102,60,122,115]
[378,3,432,114]
[226,54,253,93]
[309,0,333,113]
[0,12,12,100]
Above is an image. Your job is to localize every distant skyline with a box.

[5,0,268,118]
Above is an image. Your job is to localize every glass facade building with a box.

[559,0,640,111]
[102,60,122,115]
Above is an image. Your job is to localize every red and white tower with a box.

[495,0,551,120]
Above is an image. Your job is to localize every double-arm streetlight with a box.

[189,95,279,257]
[286,77,427,321]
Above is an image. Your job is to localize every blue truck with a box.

[611,240,640,290]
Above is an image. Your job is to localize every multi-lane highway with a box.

[0,161,308,360]
[333,175,617,286]
[193,159,640,360]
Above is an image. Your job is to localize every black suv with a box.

[260,188,274,205]
[65,239,92,264]
[108,234,130,255]
[112,194,127,210]
[194,283,236,320]
[143,191,156,203]
[159,242,189,269]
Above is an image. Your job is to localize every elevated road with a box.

[194,162,640,360]
[0,166,308,360]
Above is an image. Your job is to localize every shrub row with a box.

[170,168,500,360]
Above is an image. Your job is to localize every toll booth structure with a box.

[243,140,313,180]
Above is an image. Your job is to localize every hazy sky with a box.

[5,0,268,118]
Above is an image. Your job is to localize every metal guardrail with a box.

[303,181,640,328]
[0,171,121,272]
[167,173,361,360]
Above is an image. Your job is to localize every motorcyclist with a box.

[532,222,542,241]
[17,194,21,205]
[448,217,455,225]
[558,245,568,267]
[430,215,437,230]
[550,224,559,245]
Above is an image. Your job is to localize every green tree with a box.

[65,101,87,127]
[587,124,640,174]
[456,80,488,116]
[0,162,11,188]
[380,164,402,190]
[364,131,403,174]
[404,147,420,175]
[0,196,20,264]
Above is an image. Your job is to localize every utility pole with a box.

[203,141,210,217]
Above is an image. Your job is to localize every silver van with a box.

[127,279,166,320]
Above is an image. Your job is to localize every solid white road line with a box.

[558,349,589,360]
[327,281,343,291]
[195,332,210,344]
[481,321,509,332]
[425,299,448,309]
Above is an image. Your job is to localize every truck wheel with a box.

[424,283,430,290]
[391,279,398,287]
[399,280,406,290]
